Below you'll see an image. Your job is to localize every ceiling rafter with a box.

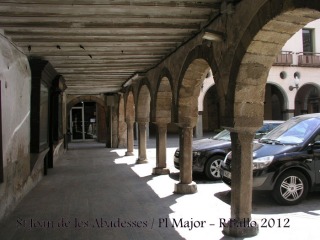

[0,0,224,94]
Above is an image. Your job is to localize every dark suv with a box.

[173,121,283,180]
[221,113,320,205]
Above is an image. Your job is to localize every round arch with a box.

[125,90,135,123]
[67,95,106,113]
[136,79,152,123]
[264,83,287,120]
[227,4,320,130]
[67,95,106,142]
[295,83,320,115]
[153,68,174,124]
[176,44,217,127]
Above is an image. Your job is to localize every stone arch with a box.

[176,44,216,127]
[264,83,287,120]
[67,95,105,113]
[295,83,320,115]
[227,2,320,131]
[125,90,135,123]
[66,95,106,142]
[153,68,174,124]
[136,80,151,123]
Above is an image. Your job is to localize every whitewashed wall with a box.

[0,32,43,220]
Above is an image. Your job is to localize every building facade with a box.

[196,19,320,138]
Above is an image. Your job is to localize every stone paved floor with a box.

[0,136,319,239]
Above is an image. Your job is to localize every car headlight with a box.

[252,156,274,170]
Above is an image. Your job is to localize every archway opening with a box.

[178,58,211,128]
[154,76,174,136]
[264,84,286,120]
[69,101,102,142]
[295,84,320,115]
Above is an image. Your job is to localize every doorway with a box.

[69,102,97,141]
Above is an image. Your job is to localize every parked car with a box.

[173,121,284,180]
[221,113,320,205]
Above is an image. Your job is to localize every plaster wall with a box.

[0,34,43,220]
[283,19,320,61]
[198,74,215,112]
[268,66,320,109]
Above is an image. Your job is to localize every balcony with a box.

[297,52,320,67]
[273,51,293,66]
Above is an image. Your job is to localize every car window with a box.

[257,124,269,133]
[255,122,283,139]
[313,134,320,142]
[212,129,231,141]
[262,117,320,144]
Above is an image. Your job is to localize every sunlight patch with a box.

[147,176,176,198]
[131,163,153,178]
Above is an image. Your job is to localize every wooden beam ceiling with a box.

[0,0,223,94]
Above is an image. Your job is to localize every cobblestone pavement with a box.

[0,136,319,239]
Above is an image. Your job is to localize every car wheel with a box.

[272,170,309,205]
[204,155,224,180]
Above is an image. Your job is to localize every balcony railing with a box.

[297,52,320,67]
[273,51,293,66]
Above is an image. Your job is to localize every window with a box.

[302,29,314,54]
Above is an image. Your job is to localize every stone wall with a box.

[0,33,43,220]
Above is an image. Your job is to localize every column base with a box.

[174,181,197,194]
[152,167,170,175]
[125,151,134,156]
[136,158,148,164]
[222,218,259,238]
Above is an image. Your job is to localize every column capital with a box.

[175,122,194,129]
[136,117,149,123]
[125,118,135,124]
[137,121,148,125]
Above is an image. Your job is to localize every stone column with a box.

[194,112,203,138]
[223,130,259,237]
[136,122,148,164]
[152,123,170,175]
[125,120,134,156]
[174,126,197,194]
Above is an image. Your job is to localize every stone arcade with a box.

[1,0,320,238]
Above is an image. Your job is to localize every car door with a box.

[311,134,320,186]
[313,146,320,185]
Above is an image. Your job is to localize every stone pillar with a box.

[223,131,259,237]
[136,122,148,164]
[125,120,134,156]
[152,123,170,175]
[194,112,203,138]
[174,126,197,194]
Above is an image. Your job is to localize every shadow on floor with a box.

[0,144,187,240]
